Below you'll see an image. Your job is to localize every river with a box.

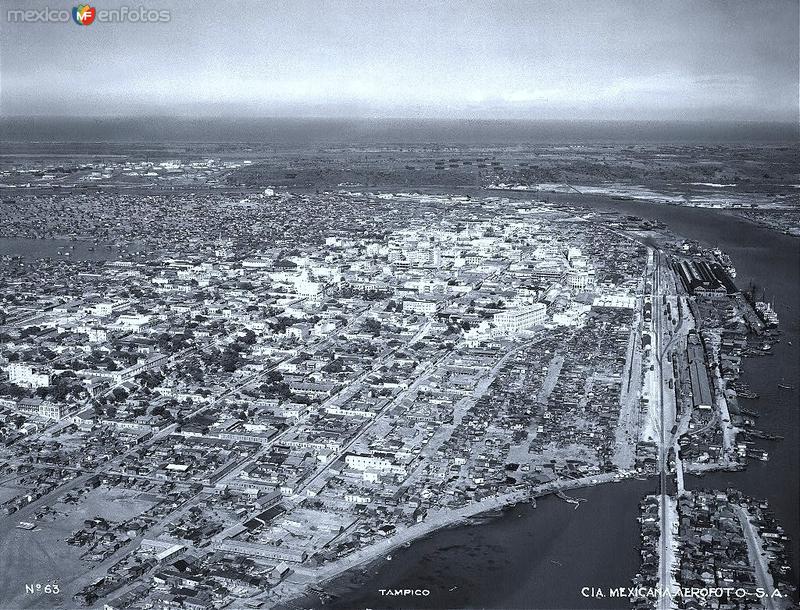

[305,193,799,610]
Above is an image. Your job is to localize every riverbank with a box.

[270,472,628,609]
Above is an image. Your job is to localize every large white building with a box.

[38,401,65,420]
[4,362,50,388]
[493,303,547,334]
[566,247,594,291]
[403,299,438,315]
[113,314,151,330]
[91,301,127,317]
[405,246,442,268]
[295,278,324,302]
[345,453,407,475]
[567,269,593,291]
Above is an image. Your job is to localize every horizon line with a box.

[2,116,798,125]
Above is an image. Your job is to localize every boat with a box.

[755,301,779,328]
[778,384,793,390]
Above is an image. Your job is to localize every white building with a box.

[91,301,127,317]
[114,314,151,330]
[295,277,324,302]
[567,269,593,291]
[345,453,406,475]
[5,362,50,388]
[403,299,438,315]
[38,401,65,420]
[86,326,108,343]
[493,303,547,334]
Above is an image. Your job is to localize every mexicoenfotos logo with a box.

[6,5,170,24]
[72,4,95,25]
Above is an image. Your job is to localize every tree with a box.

[220,348,240,373]
[364,318,382,336]
[265,370,283,383]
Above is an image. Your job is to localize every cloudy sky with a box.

[1,0,797,120]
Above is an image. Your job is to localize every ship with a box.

[712,248,736,278]
[754,301,779,328]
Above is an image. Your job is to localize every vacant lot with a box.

[0,487,157,609]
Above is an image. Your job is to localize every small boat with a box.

[550,559,563,567]
[778,384,793,390]
[449,586,458,592]
[386,555,392,561]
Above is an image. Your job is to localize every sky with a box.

[0,0,797,121]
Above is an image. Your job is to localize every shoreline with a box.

[268,472,651,608]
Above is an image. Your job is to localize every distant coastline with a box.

[1,117,798,145]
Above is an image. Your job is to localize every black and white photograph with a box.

[0,1,798,609]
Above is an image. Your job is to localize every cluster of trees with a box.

[269,316,320,335]
[0,381,27,399]
[183,357,205,383]
[363,318,382,337]
[219,348,241,373]
[92,394,177,420]
[156,331,194,352]
[258,370,291,400]
[134,370,165,389]
[201,341,250,374]
[36,371,86,401]
[337,286,392,301]
[18,325,42,339]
